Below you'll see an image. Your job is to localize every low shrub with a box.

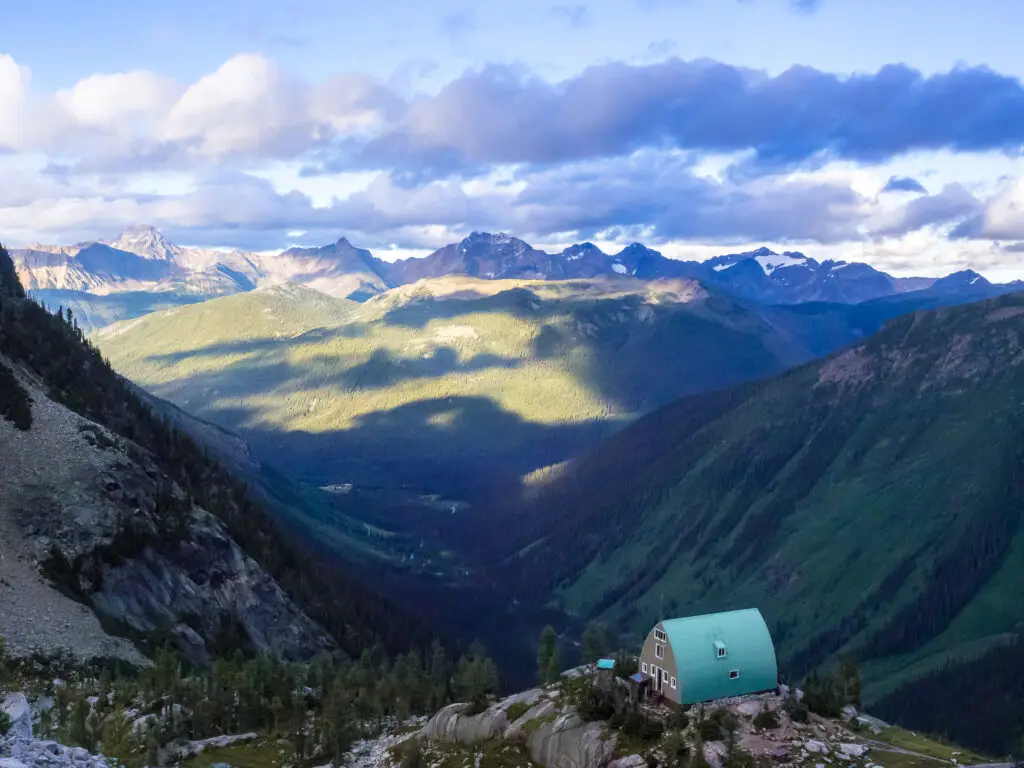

[785,694,809,723]
[505,701,533,722]
[667,710,691,730]
[395,737,426,768]
[0,710,12,737]
[753,705,780,730]
[639,717,664,740]
[699,708,740,741]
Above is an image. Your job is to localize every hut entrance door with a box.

[650,664,662,694]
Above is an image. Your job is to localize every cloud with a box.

[0,53,395,170]
[7,52,1024,184]
[950,177,1024,240]
[304,59,1024,180]
[872,183,982,237]
[55,71,184,132]
[881,175,927,194]
[0,149,873,253]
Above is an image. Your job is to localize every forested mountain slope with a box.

[94,276,868,500]
[0,245,434,663]
[467,292,1024,740]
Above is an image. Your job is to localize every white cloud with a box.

[1,52,1024,279]
[56,71,183,129]
[160,54,310,156]
[0,54,34,149]
[971,177,1024,240]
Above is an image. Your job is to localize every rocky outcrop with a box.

[525,710,615,768]
[1,696,31,741]
[0,369,334,664]
[165,731,258,762]
[1,731,111,768]
[422,703,511,745]
[420,689,616,768]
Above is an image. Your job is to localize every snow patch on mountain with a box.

[755,251,809,275]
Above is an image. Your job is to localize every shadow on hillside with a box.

[147,344,523,397]
[166,388,616,502]
[380,287,548,329]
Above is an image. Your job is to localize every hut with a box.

[637,608,778,706]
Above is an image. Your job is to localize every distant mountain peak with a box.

[463,231,511,244]
[563,242,605,261]
[108,225,179,261]
[934,269,991,289]
[618,242,662,256]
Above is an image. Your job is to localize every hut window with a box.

[654,629,667,642]
[642,662,648,673]
[670,677,677,690]
[662,670,669,683]
[715,641,727,658]
[655,644,665,660]
[729,670,739,680]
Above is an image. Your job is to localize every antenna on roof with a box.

[660,593,664,621]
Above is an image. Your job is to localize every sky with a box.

[3,0,1024,279]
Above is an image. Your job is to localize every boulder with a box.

[421,703,510,745]
[839,743,869,759]
[855,714,888,734]
[805,740,829,754]
[735,701,762,717]
[1,695,31,740]
[0,759,28,768]
[609,755,647,768]
[526,711,614,768]
[704,740,728,768]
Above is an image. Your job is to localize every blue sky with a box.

[3,0,1024,278]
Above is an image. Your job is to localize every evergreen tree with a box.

[101,708,135,761]
[453,641,498,714]
[581,621,610,666]
[0,246,25,299]
[538,626,560,685]
[836,658,862,709]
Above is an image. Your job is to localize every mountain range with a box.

[12,226,1019,332]
[93,268,1020,510]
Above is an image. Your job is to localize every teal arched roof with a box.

[662,608,777,704]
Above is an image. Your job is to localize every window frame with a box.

[729,670,740,680]
[662,669,669,683]
[655,643,665,660]
[654,628,667,643]
[670,676,677,690]
[642,662,648,674]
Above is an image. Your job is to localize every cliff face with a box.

[0,363,334,665]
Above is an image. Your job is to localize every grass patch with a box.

[875,727,992,764]
[179,738,292,768]
[505,700,534,722]
[393,739,540,768]
[869,751,951,768]
[522,712,557,734]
